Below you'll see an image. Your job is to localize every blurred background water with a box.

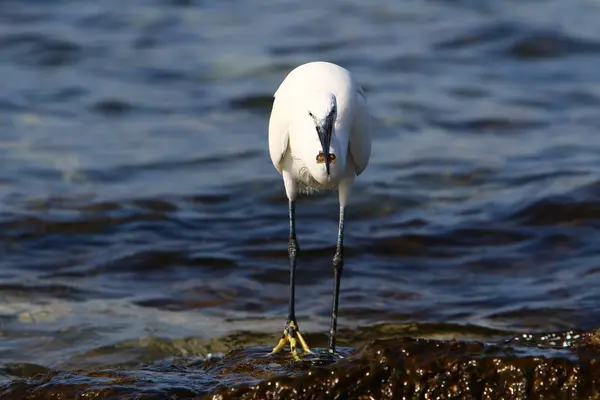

[2,0,600,373]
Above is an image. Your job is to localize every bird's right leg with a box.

[271,200,312,360]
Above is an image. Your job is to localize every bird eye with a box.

[316,152,337,164]
[308,111,314,118]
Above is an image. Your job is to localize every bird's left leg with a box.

[327,172,353,358]
[328,206,345,355]
[271,200,312,360]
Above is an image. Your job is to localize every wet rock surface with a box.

[2,328,599,399]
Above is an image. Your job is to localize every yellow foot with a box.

[271,320,313,360]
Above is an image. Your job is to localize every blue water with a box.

[2,0,600,370]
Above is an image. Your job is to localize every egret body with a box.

[268,61,372,359]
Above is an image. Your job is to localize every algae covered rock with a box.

[2,329,600,399]
[209,330,600,399]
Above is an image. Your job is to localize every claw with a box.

[271,320,312,360]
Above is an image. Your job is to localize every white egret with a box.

[268,61,372,360]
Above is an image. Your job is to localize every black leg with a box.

[328,206,345,353]
[272,200,311,359]
[287,200,298,323]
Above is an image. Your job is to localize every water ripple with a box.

[1,0,600,377]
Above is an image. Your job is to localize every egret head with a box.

[302,91,339,183]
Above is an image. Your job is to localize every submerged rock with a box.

[2,329,600,399]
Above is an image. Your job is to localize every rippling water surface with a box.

[2,0,600,375]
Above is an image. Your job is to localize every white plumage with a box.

[268,61,371,206]
[267,61,372,359]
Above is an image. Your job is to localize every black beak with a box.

[317,116,333,176]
